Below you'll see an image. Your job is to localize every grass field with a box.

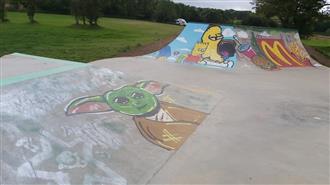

[302,37,330,58]
[0,12,182,62]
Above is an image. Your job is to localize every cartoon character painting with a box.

[192,42,208,56]
[218,41,236,61]
[183,43,207,63]
[183,25,235,68]
[200,25,224,63]
[65,81,207,150]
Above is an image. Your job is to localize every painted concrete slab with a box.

[93,57,329,184]
[1,55,329,184]
[1,22,329,185]
[0,53,86,86]
[1,65,222,184]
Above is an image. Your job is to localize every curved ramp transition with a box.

[146,23,313,70]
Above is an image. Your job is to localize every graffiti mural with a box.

[256,37,312,67]
[281,33,311,63]
[156,45,172,62]
[65,80,207,150]
[234,33,278,70]
[234,29,312,70]
[1,67,220,184]
[182,25,237,68]
[147,23,313,71]
[234,30,278,70]
[148,23,237,69]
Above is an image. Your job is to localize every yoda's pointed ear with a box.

[65,95,112,116]
[135,81,168,95]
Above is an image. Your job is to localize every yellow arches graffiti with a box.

[257,38,312,67]
[260,40,302,66]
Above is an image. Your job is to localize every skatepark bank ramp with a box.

[1,56,222,184]
[146,23,315,70]
[1,23,329,184]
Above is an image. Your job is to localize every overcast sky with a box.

[172,0,330,11]
[172,0,254,11]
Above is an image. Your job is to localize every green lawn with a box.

[302,37,330,58]
[0,12,182,62]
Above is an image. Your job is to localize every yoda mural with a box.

[65,81,207,150]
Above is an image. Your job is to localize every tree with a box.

[38,0,70,14]
[201,9,226,23]
[13,0,38,23]
[70,0,104,26]
[137,0,157,19]
[153,0,177,23]
[25,0,36,23]
[71,0,85,25]
[0,0,7,22]
[85,0,102,26]
[252,0,329,36]
[241,13,278,27]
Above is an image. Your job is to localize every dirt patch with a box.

[303,44,330,67]
[313,34,330,40]
[116,32,181,57]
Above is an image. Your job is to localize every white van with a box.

[175,18,187,26]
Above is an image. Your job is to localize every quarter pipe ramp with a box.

[146,23,314,70]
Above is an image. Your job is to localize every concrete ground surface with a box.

[94,57,330,184]
[0,53,86,86]
[1,52,329,185]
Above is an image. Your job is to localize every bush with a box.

[326,28,330,35]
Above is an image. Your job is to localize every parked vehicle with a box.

[176,18,187,26]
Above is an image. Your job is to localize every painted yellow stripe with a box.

[261,41,303,66]
[162,129,182,143]
[261,41,289,66]
[273,41,303,66]
[157,141,175,150]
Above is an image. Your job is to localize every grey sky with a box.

[172,0,330,11]
[172,0,254,11]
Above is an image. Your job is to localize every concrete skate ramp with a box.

[1,53,87,86]
[146,23,314,70]
[1,56,222,184]
[1,23,329,184]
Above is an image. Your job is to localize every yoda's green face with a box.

[65,81,166,117]
[105,86,159,116]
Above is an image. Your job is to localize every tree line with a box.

[1,0,254,26]
[252,0,330,36]
[1,0,329,35]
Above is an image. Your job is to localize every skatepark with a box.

[1,23,329,184]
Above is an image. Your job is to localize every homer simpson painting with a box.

[150,23,237,69]
[200,25,224,63]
